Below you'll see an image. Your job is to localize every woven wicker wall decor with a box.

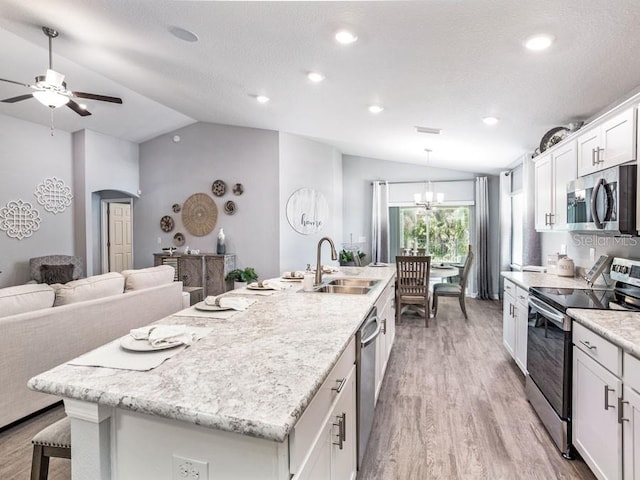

[182,193,218,236]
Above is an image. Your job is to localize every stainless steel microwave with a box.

[566,164,637,235]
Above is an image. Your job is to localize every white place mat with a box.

[68,326,213,371]
[172,306,239,319]
[231,286,277,296]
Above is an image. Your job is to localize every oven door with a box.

[527,296,572,420]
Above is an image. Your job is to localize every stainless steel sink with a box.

[314,284,372,295]
[327,278,380,288]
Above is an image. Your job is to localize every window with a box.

[391,206,472,263]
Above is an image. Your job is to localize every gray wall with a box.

[136,122,280,280]
[279,133,343,272]
[0,114,74,287]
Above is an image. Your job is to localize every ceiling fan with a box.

[0,26,123,117]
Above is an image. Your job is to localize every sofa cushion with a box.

[40,264,75,285]
[121,265,175,292]
[53,272,125,306]
[0,284,55,318]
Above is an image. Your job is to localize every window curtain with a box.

[371,181,390,264]
[475,176,493,300]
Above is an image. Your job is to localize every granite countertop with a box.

[569,309,640,359]
[28,265,395,443]
[501,271,597,290]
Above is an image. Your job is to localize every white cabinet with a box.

[577,107,637,176]
[623,385,640,480]
[534,140,577,231]
[502,279,528,374]
[375,280,395,401]
[572,322,624,480]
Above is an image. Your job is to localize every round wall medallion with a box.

[224,200,236,215]
[172,203,181,213]
[173,232,185,246]
[232,183,244,195]
[182,193,218,236]
[286,188,329,235]
[160,215,174,232]
[211,180,226,197]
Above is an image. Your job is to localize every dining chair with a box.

[395,255,432,327]
[432,245,474,319]
[30,416,71,480]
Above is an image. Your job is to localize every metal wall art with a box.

[211,179,226,197]
[285,187,329,235]
[232,183,244,195]
[34,177,73,214]
[0,199,41,239]
[182,192,218,236]
[224,200,236,215]
[160,215,175,232]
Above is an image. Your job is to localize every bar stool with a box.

[31,416,71,480]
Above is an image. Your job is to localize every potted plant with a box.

[339,249,366,266]
[226,267,258,288]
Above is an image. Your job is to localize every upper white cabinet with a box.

[534,140,577,231]
[577,107,637,177]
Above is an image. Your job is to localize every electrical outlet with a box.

[157,237,162,244]
[172,455,208,480]
[589,248,596,262]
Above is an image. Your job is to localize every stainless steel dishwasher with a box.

[356,306,382,468]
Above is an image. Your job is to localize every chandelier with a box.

[414,149,443,210]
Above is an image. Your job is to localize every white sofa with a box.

[0,266,187,429]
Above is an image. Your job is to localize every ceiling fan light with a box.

[33,90,70,108]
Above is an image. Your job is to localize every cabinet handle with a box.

[618,397,629,423]
[341,412,346,442]
[596,147,605,164]
[604,385,615,410]
[331,377,346,394]
[382,318,387,334]
[579,340,597,350]
[518,295,526,301]
[332,413,345,449]
[548,213,554,225]
[591,148,597,166]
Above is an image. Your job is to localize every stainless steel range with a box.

[526,257,640,459]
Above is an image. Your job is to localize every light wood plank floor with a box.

[357,297,595,480]
[0,298,595,480]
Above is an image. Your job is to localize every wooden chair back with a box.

[459,245,474,291]
[396,255,431,298]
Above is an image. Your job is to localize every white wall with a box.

[137,122,280,279]
[278,133,343,272]
[0,114,74,287]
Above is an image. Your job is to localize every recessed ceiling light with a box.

[524,34,554,51]
[369,105,384,114]
[335,30,358,45]
[256,95,270,104]
[482,116,499,126]
[307,71,325,83]
[168,26,199,43]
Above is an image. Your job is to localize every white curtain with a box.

[371,181,389,264]
[475,176,493,300]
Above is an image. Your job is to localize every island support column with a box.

[65,399,114,480]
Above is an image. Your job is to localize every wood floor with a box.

[0,298,594,480]
[357,297,595,480]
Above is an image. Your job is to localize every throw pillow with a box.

[40,264,75,285]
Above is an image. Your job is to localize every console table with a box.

[153,253,235,296]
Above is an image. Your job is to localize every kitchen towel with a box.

[68,326,213,371]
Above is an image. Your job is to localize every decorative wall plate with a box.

[232,183,244,195]
[211,180,226,197]
[224,200,236,215]
[286,188,329,235]
[34,177,73,214]
[173,232,185,246]
[172,203,181,213]
[182,193,218,236]
[0,199,41,240]
[539,126,570,153]
[160,215,175,232]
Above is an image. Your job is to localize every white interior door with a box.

[109,202,132,272]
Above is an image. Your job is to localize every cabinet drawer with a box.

[504,279,516,296]
[573,322,621,375]
[624,352,640,393]
[515,286,528,308]
[289,336,355,473]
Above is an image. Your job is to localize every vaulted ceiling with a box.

[1,0,640,173]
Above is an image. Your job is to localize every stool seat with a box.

[31,416,71,480]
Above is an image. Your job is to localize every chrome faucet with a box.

[315,236,338,285]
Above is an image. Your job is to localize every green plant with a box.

[226,267,258,283]
[339,249,365,264]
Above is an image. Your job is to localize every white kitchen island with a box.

[28,266,396,480]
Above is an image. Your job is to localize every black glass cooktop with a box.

[529,287,615,312]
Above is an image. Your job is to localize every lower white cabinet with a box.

[375,280,395,401]
[623,385,640,480]
[502,279,528,374]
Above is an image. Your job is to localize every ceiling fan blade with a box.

[2,93,34,103]
[72,91,123,104]
[0,77,31,88]
[66,99,92,116]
